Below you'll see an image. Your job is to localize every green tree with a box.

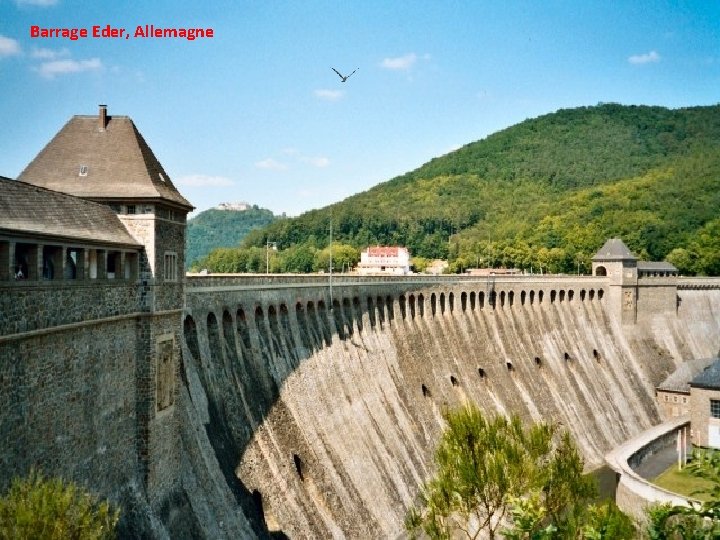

[0,469,119,540]
[405,406,602,540]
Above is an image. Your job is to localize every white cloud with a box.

[301,156,330,168]
[15,0,58,5]
[381,53,418,70]
[175,174,234,187]
[255,158,287,171]
[628,50,660,64]
[0,35,21,57]
[31,47,69,59]
[314,89,344,101]
[36,57,102,78]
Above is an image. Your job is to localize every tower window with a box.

[164,252,178,282]
[79,165,88,176]
[711,400,720,419]
[126,205,136,215]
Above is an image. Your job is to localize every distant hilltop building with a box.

[358,246,410,275]
[216,201,250,211]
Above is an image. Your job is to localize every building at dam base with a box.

[1,107,720,537]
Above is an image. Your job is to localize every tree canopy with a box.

[404,406,631,539]
[225,104,720,275]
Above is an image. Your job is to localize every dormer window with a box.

[79,165,88,177]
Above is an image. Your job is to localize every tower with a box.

[18,105,194,504]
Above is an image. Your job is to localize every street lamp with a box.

[266,240,277,273]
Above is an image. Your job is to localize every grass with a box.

[653,464,716,502]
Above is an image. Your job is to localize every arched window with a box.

[595,266,607,277]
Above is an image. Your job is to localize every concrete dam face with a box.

[181,276,720,539]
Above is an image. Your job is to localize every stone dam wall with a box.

[0,275,719,538]
[180,276,720,538]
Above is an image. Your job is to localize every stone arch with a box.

[500,291,506,308]
[448,292,454,313]
[408,294,416,319]
[207,311,222,363]
[529,290,535,305]
[508,291,514,307]
[222,309,237,363]
[183,314,200,360]
[461,291,467,312]
[580,289,586,301]
[559,290,565,302]
[595,265,607,277]
[386,295,394,322]
[478,291,485,309]
[521,290,526,305]
[440,292,446,315]
[589,289,595,301]
[538,290,544,304]
[568,290,574,302]
[598,288,604,300]
[489,290,497,309]
[550,290,557,304]
[236,308,252,350]
[399,295,407,320]
[431,293,437,317]
[469,291,476,311]
[418,294,425,317]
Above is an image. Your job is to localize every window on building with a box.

[164,252,178,281]
[711,400,720,419]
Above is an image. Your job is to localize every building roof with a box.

[18,107,193,210]
[690,358,720,391]
[0,177,140,246]
[638,261,678,272]
[364,246,408,257]
[658,357,719,393]
[592,238,637,262]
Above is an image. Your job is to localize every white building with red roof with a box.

[358,246,410,275]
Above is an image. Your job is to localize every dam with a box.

[2,106,720,538]
[177,274,720,538]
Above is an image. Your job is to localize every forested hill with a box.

[240,104,720,275]
[186,206,278,269]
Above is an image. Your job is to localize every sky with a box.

[0,1,718,217]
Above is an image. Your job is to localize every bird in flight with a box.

[332,67,358,82]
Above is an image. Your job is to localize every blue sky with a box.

[1,1,718,216]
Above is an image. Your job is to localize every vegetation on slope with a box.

[207,104,720,275]
[0,469,119,539]
[185,206,278,269]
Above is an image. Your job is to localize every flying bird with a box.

[332,67,358,82]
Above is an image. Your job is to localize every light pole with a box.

[266,240,276,274]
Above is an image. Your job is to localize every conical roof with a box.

[592,238,637,261]
[18,109,193,210]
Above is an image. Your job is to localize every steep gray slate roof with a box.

[592,238,637,261]
[18,112,193,210]
[0,177,140,246]
[690,358,720,391]
[658,357,719,393]
[638,261,678,272]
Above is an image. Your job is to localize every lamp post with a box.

[266,240,276,274]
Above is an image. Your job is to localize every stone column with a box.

[0,240,11,281]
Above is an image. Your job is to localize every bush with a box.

[0,469,119,539]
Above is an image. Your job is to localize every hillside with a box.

[237,104,720,275]
[185,206,278,269]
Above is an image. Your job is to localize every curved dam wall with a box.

[182,276,720,539]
